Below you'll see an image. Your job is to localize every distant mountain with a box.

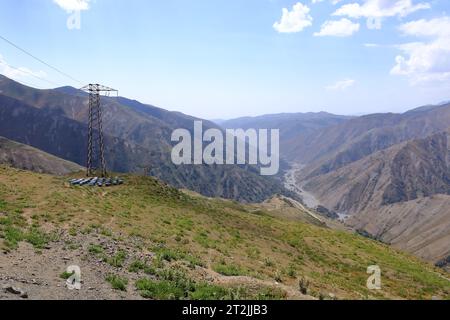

[281,103,450,263]
[210,119,227,125]
[219,112,353,163]
[0,136,83,175]
[293,103,450,180]
[54,86,88,97]
[220,112,352,142]
[303,130,450,262]
[0,75,287,202]
[0,93,149,173]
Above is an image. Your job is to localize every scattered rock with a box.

[315,205,339,220]
[3,285,27,298]
[3,285,21,295]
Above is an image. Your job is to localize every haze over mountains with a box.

[218,113,353,158]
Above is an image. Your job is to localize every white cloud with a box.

[326,78,356,90]
[273,2,313,33]
[333,0,430,29]
[397,17,450,38]
[53,0,90,13]
[391,17,450,84]
[0,54,47,81]
[312,0,343,5]
[314,18,360,37]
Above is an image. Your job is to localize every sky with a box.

[0,0,449,119]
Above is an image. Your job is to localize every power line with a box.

[0,34,83,85]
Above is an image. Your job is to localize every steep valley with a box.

[288,124,450,265]
[219,103,450,268]
[0,74,287,202]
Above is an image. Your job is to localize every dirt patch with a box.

[0,231,144,300]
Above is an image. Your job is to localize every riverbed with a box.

[283,163,320,209]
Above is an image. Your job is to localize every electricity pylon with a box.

[81,84,118,177]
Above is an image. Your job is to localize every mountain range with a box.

[0,75,288,202]
[1,73,449,268]
[222,103,450,265]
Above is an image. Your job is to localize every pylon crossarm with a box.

[81,84,118,95]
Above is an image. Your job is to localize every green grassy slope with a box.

[0,165,448,300]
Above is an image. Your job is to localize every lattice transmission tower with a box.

[81,84,118,177]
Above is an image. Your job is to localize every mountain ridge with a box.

[300,128,450,263]
[0,136,83,175]
[0,75,288,202]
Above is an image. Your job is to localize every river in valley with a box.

[283,163,320,209]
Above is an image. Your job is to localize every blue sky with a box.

[0,0,449,119]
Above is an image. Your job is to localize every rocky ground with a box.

[0,228,314,300]
[0,230,145,300]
